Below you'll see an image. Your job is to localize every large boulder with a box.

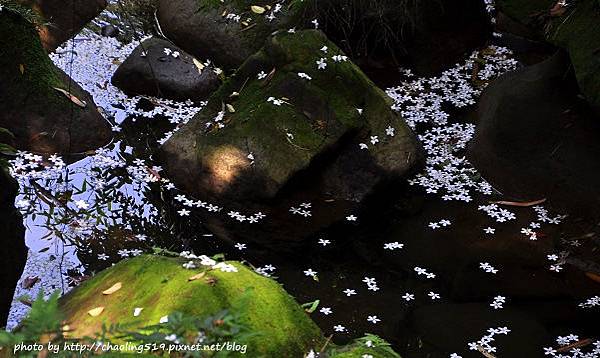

[0,170,27,327]
[0,12,112,155]
[157,0,311,71]
[467,51,600,217]
[18,0,108,52]
[159,30,423,249]
[315,0,492,76]
[111,37,221,101]
[157,0,491,75]
[496,0,600,113]
[59,255,324,356]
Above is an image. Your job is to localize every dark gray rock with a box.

[18,0,108,52]
[467,51,600,218]
[156,0,312,70]
[157,0,491,75]
[100,24,119,38]
[111,37,220,101]
[0,170,26,327]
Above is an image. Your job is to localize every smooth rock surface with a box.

[468,51,600,217]
[112,37,220,101]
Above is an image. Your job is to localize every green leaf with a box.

[301,299,320,313]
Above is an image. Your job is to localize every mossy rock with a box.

[327,335,402,358]
[157,0,313,70]
[496,0,600,113]
[159,29,422,248]
[59,255,324,357]
[0,11,112,154]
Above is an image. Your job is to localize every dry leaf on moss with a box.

[87,307,105,317]
[188,272,206,281]
[251,5,266,14]
[102,282,122,295]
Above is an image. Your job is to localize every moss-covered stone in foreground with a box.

[328,334,402,358]
[59,255,323,357]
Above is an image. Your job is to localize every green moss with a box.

[59,255,323,357]
[546,0,600,111]
[497,0,600,111]
[328,334,402,358]
[0,12,81,113]
[184,30,402,184]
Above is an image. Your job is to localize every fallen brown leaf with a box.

[87,306,105,317]
[250,5,266,14]
[205,276,218,286]
[22,276,40,289]
[18,297,33,307]
[585,272,600,284]
[102,282,122,295]
[489,198,546,207]
[188,272,206,281]
[557,338,593,352]
[53,87,87,108]
[193,58,205,73]
[550,1,567,16]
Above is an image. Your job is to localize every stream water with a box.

[6,5,600,358]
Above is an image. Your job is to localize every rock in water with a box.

[496,0,600,114]
[159,30,423,249]
[157,0,311,70]
[111,37,221,101]
[158,0,490,76]
[317,0,492,76]
[17,0,107,52]
[59,255,324,356]
[0,12,112,155]
[468,51,600,217]
[0,170,27,327]
[100,24,119,38]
